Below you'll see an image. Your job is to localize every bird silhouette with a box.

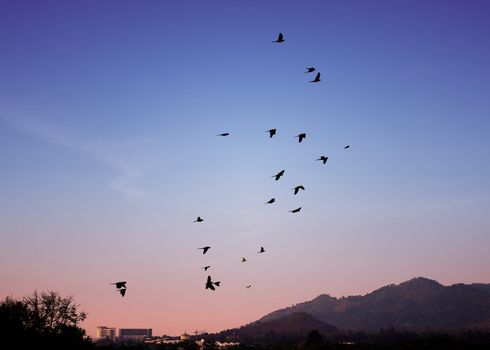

[344,145,350,149]
[202,266,211,271]
[289,207,302,213]
[194,216,203,223]
[199,246,211,254]
[241,257,247,262]
[273,32,284,43]
[119,288,126,297]
[305,67,316,73]
[111,281,126,289]
[272,170,285,181]
[296,133,306,143]
[292,185,305,195]
[266,128,277,138]
[258,247,265,253]
[265,198,276,204]
[217,133,230,136]
[310,73,321,83]
[205,276,216,290]
[317,156,329,164]
[246,285,252,289]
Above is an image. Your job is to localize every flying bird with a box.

[289,207,302,213]
[111,281,126,289]
[273,32,284,43]
[205,276,216,290]
[272,170,285,181]
[217,133,230,136]
[202,266,211,271]
[296,133,306,143]
[194,216,203,223]
[258,247,265,254]
[292,185,305,195]
[119,288,126,297]
[265,198,276,204]
[344,145,350,149]
[266,128,277,138]
[199,246,211,254]
[241,257,247,263]
[310,73,321,83]
[246,285,252,289]
[317,156,329,164]
[305,67,316,73]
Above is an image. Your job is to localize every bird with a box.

[310,73,321,83]
[258,247,265,254]
[265,198,276,204]
[119,288,126,297]
[344,145,350,149]
[198,246,211,254]
[193,216,203,223]
[273,32,284,43]
[292,185,305,195]
[266,128,277,138]
[241,257,247,262]
[202,266,211,271]
[217,133,230,136]
[272,170,285,181]
[246,285,252,289]
[296,133,306,143]
[205,276,216,290]
[289,207,302,213]
[317,156,329,164]
[305,67,316,73]
[111,281,126,289]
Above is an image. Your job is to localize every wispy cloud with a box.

[0,115,147,198]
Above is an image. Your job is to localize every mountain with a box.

[259,277,490,331]
[236,312,337,337]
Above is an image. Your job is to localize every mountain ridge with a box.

[257,277,490,332]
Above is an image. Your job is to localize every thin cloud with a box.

[0,115,147,198]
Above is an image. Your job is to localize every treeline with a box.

[214,328,490,350]
[0,291,92,349]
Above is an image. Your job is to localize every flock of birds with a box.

[111,32,350,297]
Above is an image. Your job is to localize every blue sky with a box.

[1,0,489,336]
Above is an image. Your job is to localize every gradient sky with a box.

[1,0,490,338]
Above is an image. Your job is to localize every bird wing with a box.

[278,33,283,40]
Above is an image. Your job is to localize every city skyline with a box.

[1,0,489,338]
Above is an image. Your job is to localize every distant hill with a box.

[232,312,337,338]
[258,277,490,331]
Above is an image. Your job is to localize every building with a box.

[119,328,152,340]
[96,326,116,341]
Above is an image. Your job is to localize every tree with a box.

[0,291,92,349]
[23,290,87,335]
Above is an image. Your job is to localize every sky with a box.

[1,0,490,338]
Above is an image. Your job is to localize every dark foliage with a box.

[0,291,93,349]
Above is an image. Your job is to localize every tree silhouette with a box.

[306,330,324,346]
[0,291,92,349]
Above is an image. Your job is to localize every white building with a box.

[96,326,116,341]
